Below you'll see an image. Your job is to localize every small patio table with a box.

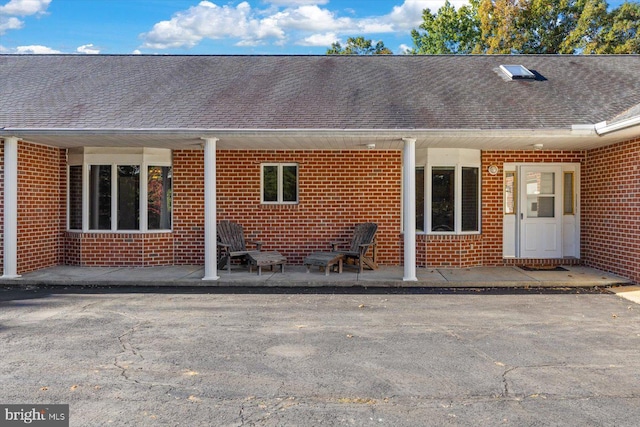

[246,251,286,276]
[304,252,344,276]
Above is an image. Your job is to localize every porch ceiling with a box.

[2,126,638,151]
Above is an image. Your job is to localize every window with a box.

[563,172,574,215]
[431,167,455,232]
[117,166,140,230]
[525,171,555,218]
[261,163,298,204]
[461,167,479,231]
[148,166,172,229]
[504,171,516,214]
[416,167,425,231]
[414,149,481,234]
[68,148,172,232]
[88,165,112,230]
[69,166,83,230]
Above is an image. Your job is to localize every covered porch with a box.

[2,264,630,289]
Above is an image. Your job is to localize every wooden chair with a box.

[331,223,378,273]
[217,221,262,274]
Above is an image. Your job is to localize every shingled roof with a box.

[2,54,640,132]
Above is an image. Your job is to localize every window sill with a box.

[67,229,173,234]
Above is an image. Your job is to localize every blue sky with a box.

[0,0,627,55]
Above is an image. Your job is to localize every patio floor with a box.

[0,264,632,288]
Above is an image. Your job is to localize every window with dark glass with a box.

[69,165,83,230]
[262,164,298,204]
[89,165,112,230]
[461,167,479,231]
[262,165,278,202]
[416,167,425,231]
[282,165,298,203]
[117,166,140,230]
[431,167,455,232]
[415,165,480,234]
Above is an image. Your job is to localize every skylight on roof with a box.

[499,64,535,80]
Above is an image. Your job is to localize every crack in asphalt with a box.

[114,323,146,384]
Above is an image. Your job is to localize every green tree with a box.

[410,0,481,54]
[411,0,640,54]
[327,36,392,55]
[590,1,640,53]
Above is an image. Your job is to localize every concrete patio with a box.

[0,264,632,288]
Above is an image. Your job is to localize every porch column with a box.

[202,137,220,281]
[402,137,417,281]
[3,137,20,278]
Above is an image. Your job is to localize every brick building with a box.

[1,55,639,283]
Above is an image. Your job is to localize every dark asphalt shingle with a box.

[1,54,639,130]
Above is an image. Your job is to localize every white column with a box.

[402,137,417,281]
[202,138,220,280]
[3,137,20,278]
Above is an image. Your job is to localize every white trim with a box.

[2,137,20,278]
[423,149,481,235]
[68,148,172,232]
[202,138,219,281]
[402,138,417,281]
[504,162,581,259]
[594,116,640,135]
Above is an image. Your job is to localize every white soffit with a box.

[1,126,636,151]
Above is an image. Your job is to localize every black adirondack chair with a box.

[331,223,378,273]
[217,221,262,274]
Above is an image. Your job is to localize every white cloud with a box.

[297,32,339,47]
[398,43,412,54]
[0,0,51,16]
[139,0,470,51]
[0,16,23,34]
[386,0,469,31]
[274,5,353,32]
[76,43,100,54]
[266,0,328,5]
[15,44,61,54]
[141,1,285,49]
[0,0,51,35]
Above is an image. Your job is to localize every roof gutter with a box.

[594,115,640,135]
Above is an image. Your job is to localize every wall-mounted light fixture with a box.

[533,143,544,151]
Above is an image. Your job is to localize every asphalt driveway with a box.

[1,286,639,426]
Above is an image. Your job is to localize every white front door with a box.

[519,166,563,258]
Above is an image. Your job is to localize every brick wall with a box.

[478,150,585,269]
[214,150,402,265]
[7,143,637,281]
[582,138,640,284]
[14,141,65,274]
[64,232,174,266]
[424,234,484,268]
[415,150,585,268]
[173,149,206,265]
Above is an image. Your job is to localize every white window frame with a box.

[67,147,172,233]
[426,164,480,235]
[261,163,299,204]
[412,148,481,235]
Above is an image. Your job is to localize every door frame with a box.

[518,165,563,258]
[502,163,580,260]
